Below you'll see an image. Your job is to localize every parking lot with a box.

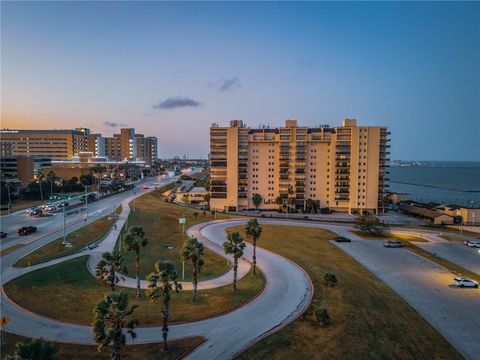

[333,238,480,360]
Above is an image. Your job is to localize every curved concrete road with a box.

[3,212,480,359]
[1,216,313,359]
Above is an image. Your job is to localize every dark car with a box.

[333,236,351,242]
[17,226,37,235]
[29,209,43,216]
[0,232,7,239]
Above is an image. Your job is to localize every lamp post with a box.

[62,199,67,245]
[79,180,88,221]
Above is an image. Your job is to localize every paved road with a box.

[0,176,164,250]
[1,217,313,359]
[391,230,480,274]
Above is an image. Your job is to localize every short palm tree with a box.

[245,219,262,275]
[95,251,128,292]
[123,226,148,298]
[146,261,182,351]
[252,193,262,210]
[93,291,139,360]
[181,237,204,302]
[6,338,59,360]
[223,232,246,291]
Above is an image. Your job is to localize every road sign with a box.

[179,218,186,224]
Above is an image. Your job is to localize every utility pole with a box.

[62,200,67,245]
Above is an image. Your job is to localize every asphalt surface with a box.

[392,230,480,274]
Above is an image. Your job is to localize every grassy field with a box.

[15,216,114,267]
[1,332,203,360]
[118,185,234,281]
[351,230,425,242]
[0,244,25,257]
[4,256,264,325]
[227,224,461,360]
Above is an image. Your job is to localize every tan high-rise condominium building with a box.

[210,119,390,214]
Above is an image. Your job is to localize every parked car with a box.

[453,277,479,288]
[0,232,7,239]
[464,239,480,248]
[17,226,37,235]
[383,240,405,248]
[333,236,351,242]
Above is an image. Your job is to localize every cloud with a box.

[208,77,241,92]
[104,121,126,128]
[296,58,318,68]
[153,97,201,110]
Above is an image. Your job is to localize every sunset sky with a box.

[2,1,479,160]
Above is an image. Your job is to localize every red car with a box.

[17,226,37,235]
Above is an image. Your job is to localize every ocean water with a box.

[389,161,480,207]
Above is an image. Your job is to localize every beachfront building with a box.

[210,118,390,214]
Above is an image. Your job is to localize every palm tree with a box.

[6,338,59,360]
[146,261,182,351]
[35,171,45,201]
[95,251,128,292]
[93,291,139,360]
[244,219,262,275]
[203,193,211,209]
[252,193,262,211]
[287,185,295,214]
[123,226,148,298]
[223,232,246,291]
[181,237,204,302]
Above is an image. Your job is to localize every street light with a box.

[79,180,89,221]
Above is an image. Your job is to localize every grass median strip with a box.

[15,216,114,267]
[4,255,264,325]
[118,185,235,281]
[404,242,480,283]
[227,225,461,360]
[0,244,25,257]
[351,230,425,242]
[1,332,203,360]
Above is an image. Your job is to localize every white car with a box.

[453,277,479,288]
[25,207,38,215]
[464,239,480,248]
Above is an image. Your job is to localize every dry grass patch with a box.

[4,256,264,325]
[1,332,203,360]
[351,230,426,242]
[227,224,461,360]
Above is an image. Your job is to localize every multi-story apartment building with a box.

[210,119,390,214]
[105,128,136,161]
[0,129,89,160]
[0,156,52,182]
[135,134,158,164]
[87,133,106,157]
